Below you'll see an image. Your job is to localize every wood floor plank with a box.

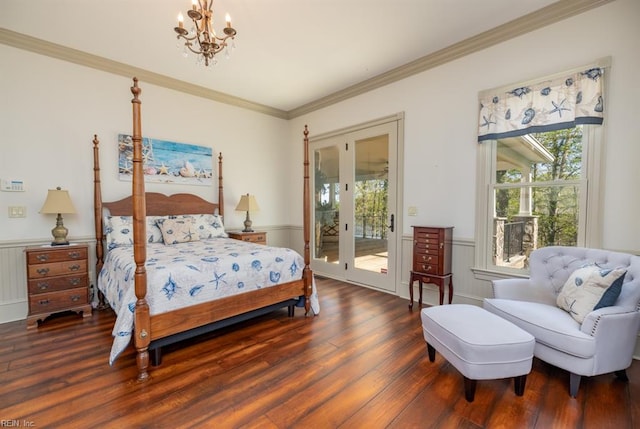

[0,276,638,428]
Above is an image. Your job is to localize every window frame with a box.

[474,124,604,277]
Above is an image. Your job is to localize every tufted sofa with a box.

[483,246,640,397]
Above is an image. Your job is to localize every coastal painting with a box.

[118,134,213,186]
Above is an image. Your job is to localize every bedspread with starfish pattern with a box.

[98,238,319,364]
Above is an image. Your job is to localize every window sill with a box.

[471,267,529,282]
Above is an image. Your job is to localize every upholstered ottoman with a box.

[421,304,535,402]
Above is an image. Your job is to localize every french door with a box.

[310,117,400,292]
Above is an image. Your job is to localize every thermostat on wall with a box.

[1,179,25,192]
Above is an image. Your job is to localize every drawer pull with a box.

[39,299,50,305]
[69,278,81,286]
[243,237,251,241]
[68,251,81,259]
[38,282,50,291]
[68,264,81,271]
[71,295,81,302]
[36,254,50,262]
[36,268,50,275]
[422,265,432,271]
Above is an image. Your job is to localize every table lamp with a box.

[235,193,259,232]
[40,187,77,246]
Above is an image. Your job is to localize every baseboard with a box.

[0,300,27,324]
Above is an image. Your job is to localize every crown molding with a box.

[0,27,289,120]
[0,0,614,120]
[287,0,615,118]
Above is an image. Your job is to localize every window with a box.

[474,60,608,274]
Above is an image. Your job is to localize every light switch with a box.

[408,206,418,216]
[8,206,26,218]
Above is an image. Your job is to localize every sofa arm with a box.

[492,278,556,305]
[579,307,640,375]
[581,306,640,335]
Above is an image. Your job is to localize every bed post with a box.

[93,135,104,271]
[131,78,150,381]
[92,135,108,309]
[303,125,312,315]
[218,152,224,218]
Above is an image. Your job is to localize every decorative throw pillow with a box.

[191,213,228,239]
[165,214,227,239]
[156,217,200,245]
[105,216,165,249]
[557,265,627,323]
[594,271,626,310]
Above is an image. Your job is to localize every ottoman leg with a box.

[426,343,436,362]
[514,374,527,396]
[464,377,477,402]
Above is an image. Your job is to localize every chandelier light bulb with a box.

[178,12,184,29]
[225,13,231,28]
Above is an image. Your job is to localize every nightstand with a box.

[227,231,267,245]
[25,244,92,329]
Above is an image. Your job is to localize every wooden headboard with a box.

[103,192,220,217]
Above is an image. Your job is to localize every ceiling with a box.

[1,1,605,116]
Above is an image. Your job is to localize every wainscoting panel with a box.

[0,238,97,324]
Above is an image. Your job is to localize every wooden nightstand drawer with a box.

[227,231,267,245]
[29,287,88,313]
[27,247,88,265]
[28,274,88,295]
[27,260,87,279]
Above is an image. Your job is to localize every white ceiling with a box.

[2,0,561,112]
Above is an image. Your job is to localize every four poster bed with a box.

[93,78,315,381]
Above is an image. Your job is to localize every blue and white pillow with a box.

[104,215,164,249]
[557,264,627,323]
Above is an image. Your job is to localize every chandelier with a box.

[174,0,237,66]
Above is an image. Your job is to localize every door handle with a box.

[387,214,394,232]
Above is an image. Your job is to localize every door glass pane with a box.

[354,135,389,274]
[314,146,340,264]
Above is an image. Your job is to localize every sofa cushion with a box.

[557,265,627,323]
[484,298,596,359]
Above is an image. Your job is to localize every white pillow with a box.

[557,264,627,323]
[104,216,165,250]
[192,213,227,239]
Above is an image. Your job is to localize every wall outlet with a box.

[8,206,27,218]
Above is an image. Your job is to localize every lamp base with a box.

[242,212,253,232]
[51,214,69,246]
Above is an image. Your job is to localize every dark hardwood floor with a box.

[2,276,640,428]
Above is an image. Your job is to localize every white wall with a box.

[288,0,640,254]
[1,0,638,324]
[0,45,290,243]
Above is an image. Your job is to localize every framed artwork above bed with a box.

[118,134,214,186]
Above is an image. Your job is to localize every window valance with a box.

[478,66,605,142]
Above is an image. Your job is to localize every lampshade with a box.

[40,187,77,214]
[235,194,260,212]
